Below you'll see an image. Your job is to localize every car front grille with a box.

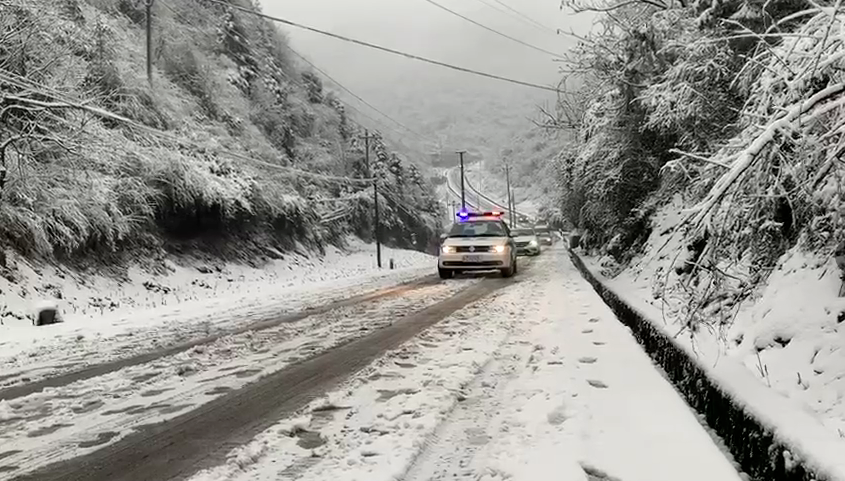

[455,245,493,253]
[443,261,503,267]
[516,242,530,247]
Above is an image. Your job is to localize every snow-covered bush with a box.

[555,0,845,328]
[0,0,438,263]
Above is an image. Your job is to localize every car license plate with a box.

[463,255,481,263]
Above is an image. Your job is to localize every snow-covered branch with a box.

[685,82,845,234]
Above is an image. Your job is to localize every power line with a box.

[272,56,415,144]
[158,0,413,144]
[419,0,565,59]
[471,0,551,34]
[0,72,373,185]
[488,0,558,34]
[202,0,561,94]
[283,45,433,143]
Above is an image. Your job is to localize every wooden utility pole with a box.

[360,130,381,268]
[505,164,514,227]
[457,150,467,210]
[145,0,154,87]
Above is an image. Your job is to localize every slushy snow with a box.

[187,249,741,481]
[0,238,435,387]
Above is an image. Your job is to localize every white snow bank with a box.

[0,238,435,381]
[584,196,845,480]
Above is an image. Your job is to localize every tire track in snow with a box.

[400,337,538,481]
[0,275,440,402]
[399,261,552,481]
[8,275,515,481]
[401,250,624,481]
[0,279,479,480]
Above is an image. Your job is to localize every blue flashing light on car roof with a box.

[457,211,504,221]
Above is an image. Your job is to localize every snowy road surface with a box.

[0,240,435,389]
[1,249,741,481]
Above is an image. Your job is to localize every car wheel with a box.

[501,262,515,278]
[438,267,454,279]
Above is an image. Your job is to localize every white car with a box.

[438,211,518,279]
[511,228,541,256]
[534,224,554,246]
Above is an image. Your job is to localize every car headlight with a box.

[442,245,455,254]
[529,239,538,246]
[494,245,506,253]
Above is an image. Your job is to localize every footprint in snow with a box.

[588,317,600,323]
[582,329,593,334]
[578,357,597,364]
[582,464,623,481]
[547,405,568,425]
[587,379,608,389]
[593,341,606,346]
[78,431,119,448]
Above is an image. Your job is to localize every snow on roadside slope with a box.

[188,249,741,481]
[582,195,845,478]
[0,238,434,382]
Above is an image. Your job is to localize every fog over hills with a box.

[263,0,593,164]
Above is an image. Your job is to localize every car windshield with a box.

[512,229,535,236]
[448,220,507,237]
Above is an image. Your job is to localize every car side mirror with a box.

[439,233,447,242]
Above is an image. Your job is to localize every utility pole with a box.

[457,150,467,210]
[145,0,154,87]
[360,129,381,268]
[511,185,516,228]
[505,164,514,227]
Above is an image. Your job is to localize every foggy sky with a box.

[261,0,594,158]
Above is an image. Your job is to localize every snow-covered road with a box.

[0,245,742,481]
[184,248,742,481]
[0,242,435,391]
[0,277,484,480]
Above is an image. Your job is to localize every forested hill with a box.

[0,0,443,264]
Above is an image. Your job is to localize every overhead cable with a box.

[202,0,561,93]
[420,0,564,58]
[0,72,373,185]
[282,46,433,142]
[488,0,558,34]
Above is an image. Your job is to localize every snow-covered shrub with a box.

[0,0,438,263]
[673,5,845,315]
